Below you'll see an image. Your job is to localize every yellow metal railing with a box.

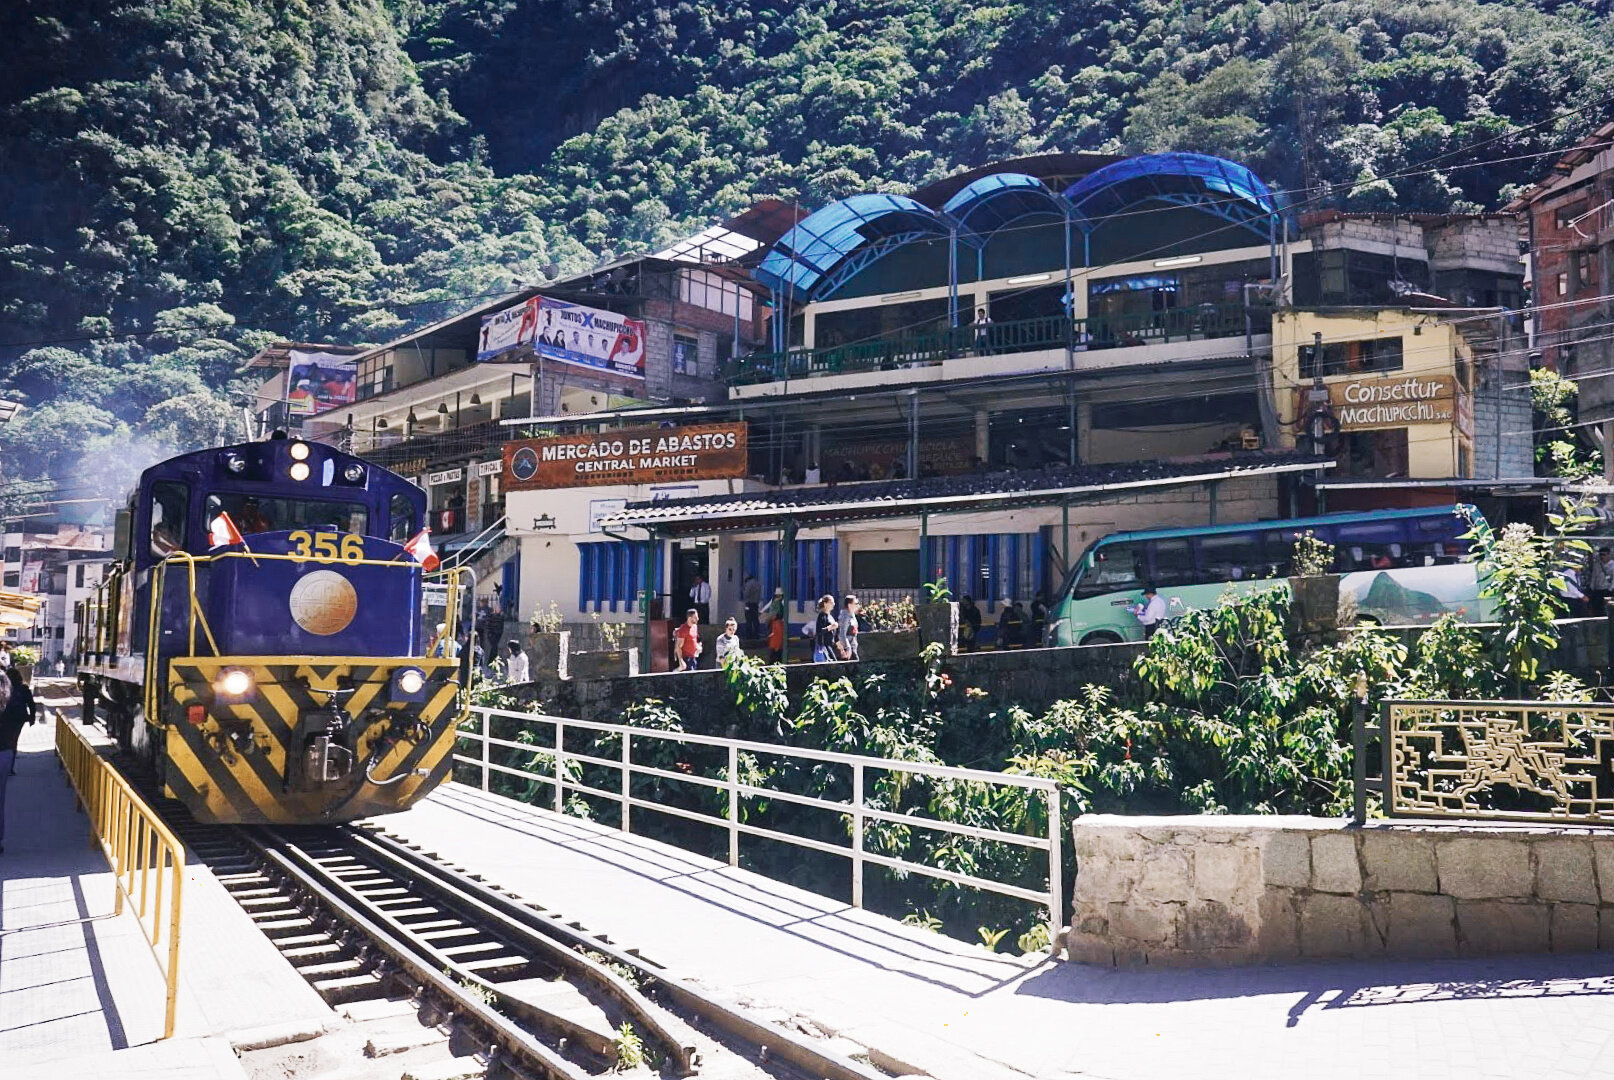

[55,715,184,1039]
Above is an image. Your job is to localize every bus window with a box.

[149,481,188,558]
[1151,539,1196,587]
[1198,532,1263,582]
[1337,522,1407,570]
[1077,541,1143,596]
[389,494,415,542]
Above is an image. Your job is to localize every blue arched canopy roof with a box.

[1062,152,1283,240]
[753,154,1283,301]
[942,172,1068,244]
[754,193,951,298]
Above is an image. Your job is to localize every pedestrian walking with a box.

[0,667,39,854]
[812,595,838,663]
[504,640,530,684]
[688,575,712,624]
[674,609,703,671]
[742,574,762,638]
[767,608,786,662]
[836,594,861,661]
[715,618,743,666]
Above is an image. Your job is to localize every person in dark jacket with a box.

[958,596,982,652]
[997,598,1025,649]
[0,667,38,854]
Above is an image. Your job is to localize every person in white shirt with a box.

[689,575,712,624]
[1132,583,1168,638]
[715,618,743,666]
[504,640,530,684]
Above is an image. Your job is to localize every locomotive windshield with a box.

[207,493,369,535]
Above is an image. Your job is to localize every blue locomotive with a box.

[76,433,471,824]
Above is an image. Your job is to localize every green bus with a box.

[1046,505,1483,646]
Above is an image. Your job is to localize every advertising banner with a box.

[532,298,646,379]
[504,422,748,491]
[477,299,537,363]
[477,296,647,380]
[285,350,358,416]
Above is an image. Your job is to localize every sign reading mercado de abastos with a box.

[477,295,647,380]
[503,423,749,491]
[1295,374,1472,434]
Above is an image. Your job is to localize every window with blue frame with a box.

[740,538,839,612]
[924,533,1047,613]
[578,541,662,613]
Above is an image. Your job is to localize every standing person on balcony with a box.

[973,306,993,355]
[688,574,712,624]
[741,574,762,638]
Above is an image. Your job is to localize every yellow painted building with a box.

[1272,309,1475,480]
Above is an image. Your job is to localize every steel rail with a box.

[360,827,893,1080]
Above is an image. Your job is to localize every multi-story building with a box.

[0,522,111,662]
[1508,121,1614,459]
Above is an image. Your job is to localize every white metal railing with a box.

[455,706,1063,950]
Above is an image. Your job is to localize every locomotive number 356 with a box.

[287,531,365,564]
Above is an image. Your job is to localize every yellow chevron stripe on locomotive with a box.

[163,656,464,824]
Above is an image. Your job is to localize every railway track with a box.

[76,710,888,1080]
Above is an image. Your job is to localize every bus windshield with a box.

[207,493,369,536]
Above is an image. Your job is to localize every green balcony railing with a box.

[727,303,1268,386]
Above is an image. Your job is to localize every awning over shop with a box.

[0,590,44,631]
[602,451,1332,536]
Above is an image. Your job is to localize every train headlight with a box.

[216,669,254,698]
[392,666,428,702]
[289,441,311,461]
[342,463,365,483]
[289,461,311,482]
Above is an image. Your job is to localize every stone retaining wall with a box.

[1069,815,1614,967]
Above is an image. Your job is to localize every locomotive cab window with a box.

[149,481,189,558]
[207,493,368,535]
[389,493,416,542]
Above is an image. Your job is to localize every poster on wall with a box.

[504,422,748,491]
[477,296,647,380]
[285,350,358,416]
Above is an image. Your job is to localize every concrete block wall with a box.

[1426,219,1522,275]
[1472,379,1535,478]
[1069,816,1614,966]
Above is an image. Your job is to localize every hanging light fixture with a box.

[469,393,482,405]
[437,403,449,414]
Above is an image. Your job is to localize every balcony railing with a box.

[349,419,506,470]
[728,304,1267,386]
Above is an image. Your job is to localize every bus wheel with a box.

[1080,631,1123,646]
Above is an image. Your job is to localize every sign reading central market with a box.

[503,422,749,490]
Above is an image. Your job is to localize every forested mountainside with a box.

[1,0,1611,500]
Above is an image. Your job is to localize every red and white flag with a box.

[404,528,440,572]
[209,511,245,549]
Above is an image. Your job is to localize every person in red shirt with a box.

[673,609,703,671]
[767,609,786,662]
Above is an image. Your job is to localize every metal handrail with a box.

[455,706,1062,951]
[727,303,1269,385]
[444,514,508,571]
[55,714,184,1039]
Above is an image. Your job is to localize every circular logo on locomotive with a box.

[288,569,359,635]
[509,446,539,483]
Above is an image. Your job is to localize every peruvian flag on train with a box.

[404,528,440,572]
[209,511,245,549]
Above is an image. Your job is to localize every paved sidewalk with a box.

[0,686,331,1076]
[383,783,1614,1080]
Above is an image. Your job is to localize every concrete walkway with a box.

[383,782,1614,1080]
[0,686,332,1077]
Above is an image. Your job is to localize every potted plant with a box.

[569,614,640,680]
[858,596,922,659]
[528,602,569,681]
[916,577,959,655]
[1287,532,1340,635]
[10,645,40,685]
